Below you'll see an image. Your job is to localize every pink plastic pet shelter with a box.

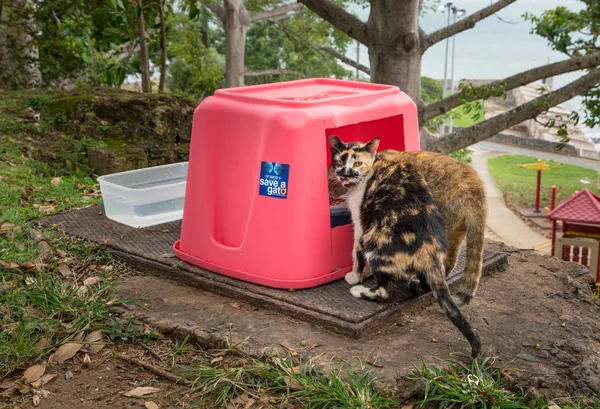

[174,78,420,289]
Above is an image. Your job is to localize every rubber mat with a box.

[37,205,508,338]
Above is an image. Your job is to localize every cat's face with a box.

[328,135,380,189]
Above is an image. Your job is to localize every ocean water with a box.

[349,0,598,145]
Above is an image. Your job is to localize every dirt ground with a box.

[3,343,193,409]
[4,240,600,407]
[113,240,600,402]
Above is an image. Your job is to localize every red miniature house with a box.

[173,78,420,289]
[548,189,600,287]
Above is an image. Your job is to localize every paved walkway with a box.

[471,148,550,254]
[473,141,600,171]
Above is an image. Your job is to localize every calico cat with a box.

[329,135,481,357]
[330,149,487,307]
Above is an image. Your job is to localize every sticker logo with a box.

[259,161,289,199]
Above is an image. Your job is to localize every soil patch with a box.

[113,241,600,401]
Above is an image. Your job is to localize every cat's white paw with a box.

[350,285,369,299]
[345,271,361,285]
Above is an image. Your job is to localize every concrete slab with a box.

[514,206,549,219]
[114,241,600,400]
[36,205,507,338]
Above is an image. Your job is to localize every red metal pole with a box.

[534,169,542,213]
[551,220,557,256]
[550,186,557,257]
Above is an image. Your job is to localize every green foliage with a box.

[412,357,530,408]
[449,148,474,164]
[182,352,397,408]
[244,14,352,85]
[421,76,442,104]
[488,154,600,207]
[524,0,600,128]
[166,13,225,99]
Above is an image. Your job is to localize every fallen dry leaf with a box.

[548,402,561,409]
[22,365,45,384]
[82,354,91,366]
[32,394,40,406]
[48,342,83,363]
[307,343,322,351]
[73,332,85,342]
[210,356,223,364]
[34,337,48,353]
[50,177,62,186]
[84,330,104,344]
[15,242,25,251]
[0,380,17,389]
[0,221,15,231]
[38,205,56,214]
[84,330,105,354]
[123,386,160,397]
[24,275,35,286]
[0,260,19,270]
[227,301,257,311]
[57,263,73,278]
[279,344,300,357]
[32,374,57,388]
[20,261,35,271]
[83,276,101,286]
[60,322,74,330]
[145,401,159,409]
[64,371,74,380]
[77,285,89,297]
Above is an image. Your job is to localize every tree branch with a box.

[427,69,600,154]
[206,2,226,22]
[420,52,600,126]
[423,0,517,50]
[297,0,369,45]
[250,3,303,24]
[320,46,370,75]
[243,69,305,77]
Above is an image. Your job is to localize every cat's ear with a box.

[365,137,380,155]
[328,135,343,152]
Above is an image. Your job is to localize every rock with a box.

[43,89,196,174]
[550,346,560,356]
[87,146,148,176]
[517,350,541,363]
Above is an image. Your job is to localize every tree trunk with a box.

[224,0,249,88]
[158,0,166,92]
[136,0,152,93]
[367,0,422,100]
[0,0,41,88]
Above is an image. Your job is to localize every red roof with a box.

[547,189,600,224]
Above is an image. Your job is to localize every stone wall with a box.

[488,133,600,161]
[45,88,196,175]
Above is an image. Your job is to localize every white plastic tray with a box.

[98,162,188,228]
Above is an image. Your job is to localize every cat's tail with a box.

[433,278,481,358]
[455,202,487,307]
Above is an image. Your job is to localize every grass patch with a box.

[451,100,485,128]
[488,154,600,207]
[178,348,396,408]
[0,89,136,376]
[411,357,600,409]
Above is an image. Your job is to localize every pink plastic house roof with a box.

[547,189,600,224]
[214,78,400,107]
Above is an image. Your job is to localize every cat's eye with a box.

[334,160,343,167]
[353,161,363,168]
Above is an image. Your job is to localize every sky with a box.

[350,0,598,139]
